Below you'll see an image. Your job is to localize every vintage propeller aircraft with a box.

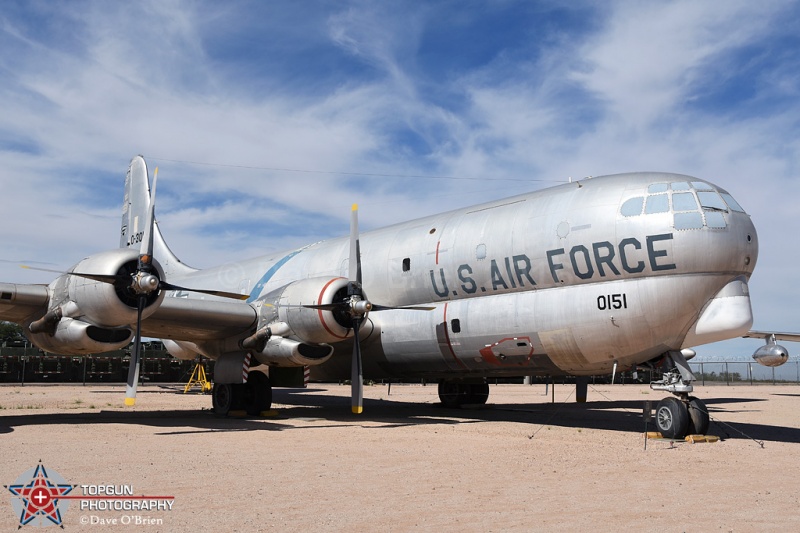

[1,155,797,439]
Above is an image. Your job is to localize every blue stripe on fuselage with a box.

[247,250,303,303]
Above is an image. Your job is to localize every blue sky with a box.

[1,0,799,361]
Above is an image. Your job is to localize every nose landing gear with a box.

[650,350,709,439]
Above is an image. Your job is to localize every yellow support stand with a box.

[184,359,212,394]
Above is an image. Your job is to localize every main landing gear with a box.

[212,371,273,416]
[650,350,709,439]
[438,380,490,408]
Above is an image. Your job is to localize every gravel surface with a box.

[2,382,799,532]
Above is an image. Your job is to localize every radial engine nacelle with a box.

[259,276,357,344]
[26,248,165,355]
[64,248,166,326]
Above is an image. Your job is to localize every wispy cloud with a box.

[1,0,798,357]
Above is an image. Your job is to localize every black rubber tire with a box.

[687,396,710,435]
[245,371,273,416]
[438,381,466,408]
[655,396,689,439]
[468,383,490,405]
[212,383,234,415]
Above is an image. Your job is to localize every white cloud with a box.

[1,1,799,360]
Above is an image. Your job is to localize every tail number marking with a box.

[597,293,627,310]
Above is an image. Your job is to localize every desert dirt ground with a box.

[2,382,800,532]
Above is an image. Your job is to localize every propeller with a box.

[121,168,249,405]
[23,268,247,301]
[124,166,160,406]
[349,204,364,414]
[304,204,433,414]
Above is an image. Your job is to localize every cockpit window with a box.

[697,191,727,211]
[674,212,704,230]
[672,192,698,211]
[619,179,745,231]
[691,181,714,191]
[705,211,727,228]
[645,194,669,214]
[620,197,644,217]
[720,193,745,213]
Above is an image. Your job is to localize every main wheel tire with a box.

[468,383,490,405]
[655,397,689,439]
[687,396,710,435]
[212,383,234,415]
[245,371,273,416]
[438,381,466,408]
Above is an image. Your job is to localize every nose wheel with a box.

[655,395,709,439]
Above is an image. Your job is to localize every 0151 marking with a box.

[597,293,627,310]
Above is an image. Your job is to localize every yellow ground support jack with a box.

[184,359,212,394]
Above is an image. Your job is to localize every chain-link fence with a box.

[689,360,800,385]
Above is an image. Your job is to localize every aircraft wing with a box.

[0,283,49,323]
[140,297,258,341]
[743,331,800,343]
[2,282,256,342]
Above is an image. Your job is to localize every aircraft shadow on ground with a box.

[270,388,800,444]
[2,388,798,445]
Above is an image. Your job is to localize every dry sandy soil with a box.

[1,382,799,532]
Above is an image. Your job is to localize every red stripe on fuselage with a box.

[318,277,349,340]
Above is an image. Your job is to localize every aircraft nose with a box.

[735,214,758,276]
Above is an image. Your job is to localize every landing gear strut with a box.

[212,371,273,416]
[438,380,490,408]
[650,350,709,438]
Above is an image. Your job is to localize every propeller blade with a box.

[124,295,146,406]
[371,304,436,311]
[159,281,249,300]
[21,265,123,284]
[302,302,434,312]
[302,303,343,311]
[349,203,362,286]
[351,316,363,414]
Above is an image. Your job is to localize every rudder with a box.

[120,155,196,278]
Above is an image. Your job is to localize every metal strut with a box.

[650,350,695,397]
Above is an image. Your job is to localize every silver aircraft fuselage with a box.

[170,172,757,380]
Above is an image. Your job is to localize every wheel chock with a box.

[685,434,719,444]
[644,432,718,443]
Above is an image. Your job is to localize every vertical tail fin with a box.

[121,156,196,278]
